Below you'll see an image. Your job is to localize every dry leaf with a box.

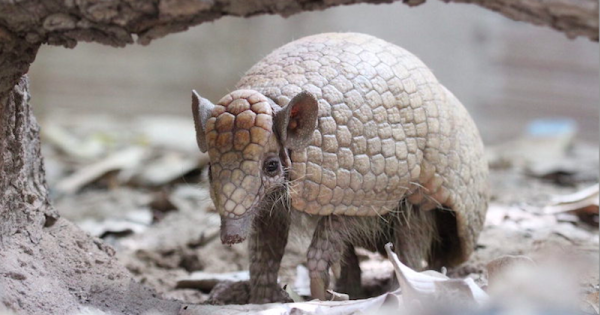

[133,151,204,186]
[384,243,488,308]
[135,115,198,153]
[544,184,599,215]
[77,209,152,237]
[41,121,106,160]
[284,284,305,303]
[176,271,250,291]
[327,290,349,301]
[55,147,147,194]
[179,290,402,315]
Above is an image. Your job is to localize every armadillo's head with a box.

[192,89,318,245]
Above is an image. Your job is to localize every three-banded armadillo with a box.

[192,33,489,303]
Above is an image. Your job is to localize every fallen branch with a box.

[0,0,596,52]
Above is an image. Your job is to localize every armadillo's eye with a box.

[263,158,280,177]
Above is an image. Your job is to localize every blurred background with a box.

[29,1,598,144]
[24,2,598,307]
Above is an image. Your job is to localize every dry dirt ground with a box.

[39,114,599,313]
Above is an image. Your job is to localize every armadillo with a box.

[192,33,489,303]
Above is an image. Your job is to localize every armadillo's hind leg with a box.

[392,202,438,271]
[307,216,352,300]
[393,202,466,272]
[427,207,464,270]
[248,199,292,304]
[334,244,365,299]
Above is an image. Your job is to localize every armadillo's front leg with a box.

[307,216,348,300]
[248,202,292,304]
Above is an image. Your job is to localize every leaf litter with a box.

[40,114,599,314]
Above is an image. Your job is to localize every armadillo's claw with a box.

[310,277,328,301]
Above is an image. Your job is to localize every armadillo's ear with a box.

[273,91,319,150]
[191,90,215,153]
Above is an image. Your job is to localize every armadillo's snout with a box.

[215,188,261,244]
[220,213,253,244]
[217,192,258,244]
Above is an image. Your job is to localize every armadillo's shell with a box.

[236,33,488,262]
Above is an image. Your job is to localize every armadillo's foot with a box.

[206,280,250,305]
[249,284,293,304]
